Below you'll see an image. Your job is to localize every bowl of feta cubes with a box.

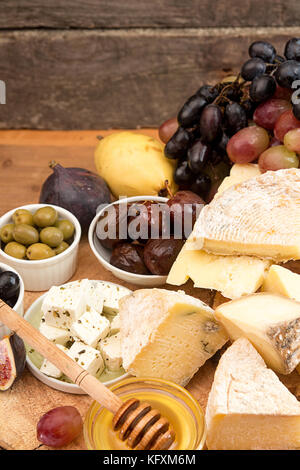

[24,278,130,393]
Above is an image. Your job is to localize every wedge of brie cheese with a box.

[119,288,228,386]
[215,292,300,374]
[206,337,300,450]
[217,163,261,195]
[189,168,300,261]
[262,265,300,302]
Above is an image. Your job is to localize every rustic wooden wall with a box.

[0,1,299,129]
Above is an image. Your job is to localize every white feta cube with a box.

[86,282,104,314]
[68,341,104,377]
[40,345,69,379]
[110,314,120,335]
[42,280,88,329]
[70,308,110,348]
[98,333,122,371]
[98,282,130,315]
[39,318,72,345]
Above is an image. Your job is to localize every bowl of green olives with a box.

[0,261,24,339]
[0,204,81,291]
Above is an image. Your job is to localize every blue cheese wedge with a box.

[70,308,110,348]
[42,279,89,329]
[68,341,104,377]
[98,282,130,315]
[39,317,72,345]
[110,314,120,335]
[98,333,122,371]
[40,345,69,379]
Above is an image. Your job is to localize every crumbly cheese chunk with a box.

[206,338,300,450]
[42,279,89,329]
[39,318,72,345]
[262,265,300,301]
[85,282,104,314]
[98,333,122,371]
[68,341,104,377]
[40,345,69,379]
[70,308,110,348]
[110,314,120,335]
[98,282,130,315]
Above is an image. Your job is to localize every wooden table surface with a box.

[1,130,300,450]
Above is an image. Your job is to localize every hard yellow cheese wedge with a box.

[167,242,271,299]
[215,293,300,374]
[206,338,300,450]
[119,288,228,386]
[262,265,300,301]
[217,163,261,195]
[190,168,300,261]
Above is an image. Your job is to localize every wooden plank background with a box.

[0,1,299,129]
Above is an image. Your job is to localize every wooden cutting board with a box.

[0,130,299,450]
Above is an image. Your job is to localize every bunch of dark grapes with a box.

[159,38,300,200]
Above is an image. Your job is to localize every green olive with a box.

[26,243,55,260]
[4,241,26,259]
[0,224,15,243]
[33,206,58,228]
[13,224,39,245]
[55,241,69,255]
[40,227,63,248]
[12,209,34,226]
[55,219,75,240]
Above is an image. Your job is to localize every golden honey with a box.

[84,377,206,450]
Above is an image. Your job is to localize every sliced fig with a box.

[0,333,26,391]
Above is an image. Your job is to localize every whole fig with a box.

[39,162,111,232]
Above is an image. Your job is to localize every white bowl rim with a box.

[0,203,81,265]
[0,261,24,313]
[24,279,130,392]
[88,195,169,281]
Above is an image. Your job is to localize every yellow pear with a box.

[94,132,178,198]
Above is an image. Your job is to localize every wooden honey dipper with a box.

[0,300,175,450]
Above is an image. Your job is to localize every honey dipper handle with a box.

[0,300,122,413]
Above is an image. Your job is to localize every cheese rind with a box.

[215,292,300,374]
[190,168,300,261]
[120,289,228,386]
[262,265,300,301]
[206,338,300,450]
[167,242,271,299]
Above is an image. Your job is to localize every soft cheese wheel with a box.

[190,168,300,261]
[215,292,300,374]
[119,288,228,386]
[206,338,300,450]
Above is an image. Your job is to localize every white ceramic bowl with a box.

[0,262,24,339]
[0,204,81,291]
[24,280,130,394]
[88,196,169,287]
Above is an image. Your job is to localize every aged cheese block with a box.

[167,241,271,299]
[215,293,300,374]
[189,168,300,261]
[262,265,300,301]
[217,163,261,195]
[119,288,228,386]
[206,337,300,450]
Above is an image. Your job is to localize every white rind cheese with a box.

[215,292,300,374]
[167,241,271,299]
[70,308,110,348]
[190,169,300,261]
[217,163,261,195]
[119,288,228,386]
[262,265,300,301]
[206,338,300,450]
